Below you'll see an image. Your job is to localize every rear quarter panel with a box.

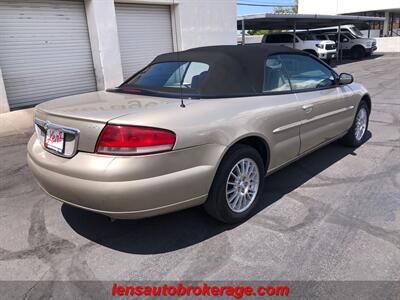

[111,94,302,172]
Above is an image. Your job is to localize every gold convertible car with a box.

[28,45,371,223]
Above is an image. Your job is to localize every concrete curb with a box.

[0,68,10,114]
[375,37,400,53]
[0,108,34,136]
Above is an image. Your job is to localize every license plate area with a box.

[45,128,65,154]
[34,118,80,158]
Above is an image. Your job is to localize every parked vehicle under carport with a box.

[262,32,337,62]
[312,32,377,59]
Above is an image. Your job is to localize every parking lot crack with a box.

[327,212,400,250]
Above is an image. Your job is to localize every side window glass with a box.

[282,34,292,43]
[263,56,291,92]
[268,35,280,43]
[297,33,311,41]
[340,35,349,42]
[329,34,338,42]
[279,54,335,90]
[164,62,209,89]
[182,62,209,89]
[265,35,274,43]
[165,62,190,87]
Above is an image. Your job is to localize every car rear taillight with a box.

[95,125,176,155]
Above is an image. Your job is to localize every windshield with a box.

[342,32,355,40]
[121,61,210,95]
[349,26,364,38]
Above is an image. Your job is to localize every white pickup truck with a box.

[262,32,337,62]
[312,32,377,59]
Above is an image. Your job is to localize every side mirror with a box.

[339,73,354,85]
[343,38,349,42]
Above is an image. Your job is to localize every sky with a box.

[237,0,295,16]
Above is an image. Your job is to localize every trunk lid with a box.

[35,91,179,152]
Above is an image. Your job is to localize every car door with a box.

[340,34,352,51]
[261,55,302,169]
[330,34,351,51]
[279,53,350,153]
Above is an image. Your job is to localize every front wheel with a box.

[351,46,365,60]
[341,101,370,147]
[204,144,265,223]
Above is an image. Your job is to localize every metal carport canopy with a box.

[237,13,385,63]
[237,13,385,30]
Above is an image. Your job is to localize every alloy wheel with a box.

[225,158,260,213]
[355,107,367,141]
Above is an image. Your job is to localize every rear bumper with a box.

[27,135,224,219]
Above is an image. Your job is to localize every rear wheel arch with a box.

[219,135,270,175]
[204,141,267,223]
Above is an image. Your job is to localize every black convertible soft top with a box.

[150,44,304,97]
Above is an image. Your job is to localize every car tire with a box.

[351,46,365,60]
[204,144,265,224]
[341,101,370,147]
[327,58,337,67]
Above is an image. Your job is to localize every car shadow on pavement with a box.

[62,132,371,254]
[335,54,383,66]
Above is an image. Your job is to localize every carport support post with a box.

[368,22,371,38]
[293,22,296,49]
[241,19,245,45]
[85,0,123,90]
[337,24,341,64]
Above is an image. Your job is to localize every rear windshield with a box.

[120,61,210,96]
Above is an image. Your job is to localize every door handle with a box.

[302,104,313,113]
